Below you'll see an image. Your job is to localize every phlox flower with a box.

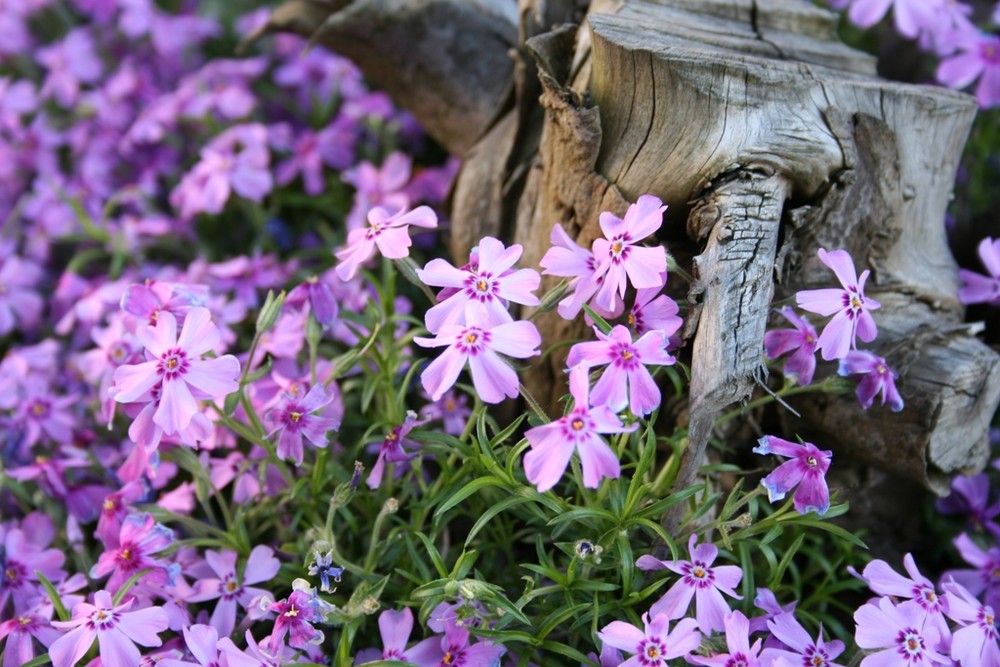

[629,285,681,338]
[566,324,675,417]
[938,32,1000,109]
[120,280,210,328]
[111,307,240,436]
[854,553,950,642]
[157,624,225,667]
[415,302,541,404]
[841,0,937,38]
[590,194,668,312]
[0,605,59,667]
[796,248,880,360]
[428,619,506,666]
[267,589,324,650]
[420,389,471,436]
[0,525,66,614]
[208,254,288,309]
[188,546,280,637]
[854,598,950,667]
[308,551,344,593]
[837,350,904,412]
[763,307,819,386]
[523,366,637,492]
[936,473,1000,532]
[287,275,339,329]
[335,205,438,281]
[14,376,78,447]
[91,512,174,592]
[597,613,701,667]
[266,384,341,466]
[748,588,796,635]
[218,629,291,667]
[753,435,833,516]
[343,152,413,233]
[367,412,423,489]
[942,580,1000,667]
[49,590,169,667]
[35,28,103,107]
[417,236,541,332]
[0,250,44,335]
[760,612,845,667]
[958,237,1000,305]
[689,610,762,667]
[636,534,743,634]
[354,607,440,666]
[944,532,1000,612]
[539,223,617,320]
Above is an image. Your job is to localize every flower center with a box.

[622,350,633,361]
[465,333,478,344]
[692,567,706,578]
[158,348,189,379]
[806,456,817,467]
[290,411,303,423]
[17,616,31,626]
[28,400,50,418]
[850,296,862,309]
[443,652,454,664]
[898,629,924,657]
[612,241,623,255]
[285,605,299,618]
[90,608,116,629]
[571,419,584,431]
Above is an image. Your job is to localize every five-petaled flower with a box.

[335,204,438,281]
[837,350,904,412]
[958,237,1000,306]
[754,435,833,516]
[598,613,701,667]
[763,306,819,386]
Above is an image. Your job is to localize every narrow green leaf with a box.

[113,568,154,605]
[434,477,506,519]
[35,572,70,622]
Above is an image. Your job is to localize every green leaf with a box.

[434,476,506,519]
[20,655,53,667]
[35,572,70,622]
[581,304,613,334]
[413,533,449,578]
[113,568,154,605]
[465,495,534,547]
[768,532,806,590]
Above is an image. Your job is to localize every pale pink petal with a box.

[598,211,626,240]
[391,205,438,229]
[477,237,523,275]
[111,361,161,402]
[97,628,142,667]
[420,346,467,401]
[488,321,541,358]
[856,309,878,343]
[373,226,412,259]
[379,608,414,653]
[495,268,541,306]
[597,620,644,652]
[154,379,200,433]
[795,288,845,317]
[816,309,854,361]
[848,0,893,29]
[623,245,667,289]
[183,356,240,399]
[48,624,95,667]
[176,307,219,357]
[627,366,661,417]
[979,238,1000,278]
[623,194,666,240]
[650,580,696,620]
[523,430,574,492]
[244,545,281,584]
[577,435,620,488]
[416,258,466,288]
[135,311,178,357]
[590,365,629,413]
[469,351,519,403]
[938,52,985,89]
[566,340,612,369]
[424,294,469,333]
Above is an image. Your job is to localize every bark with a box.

[255,0,1000,511]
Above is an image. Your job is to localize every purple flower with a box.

[942,580,1000,667]
[417,236,541,333]
[539,223,612,321]
[636,535,743,634]
[763,307,819,386]
[335,205,438,281]
[428,619,506,667]
[958,237,1000,305]
[523,366,637,492]
[267,590,323,650]
[367,412,423,489]
[343,152,413,233]
[159,623,225,667]
[35,28,103,107]
[0,250,44,335]
[111,308,241,436]
[353,608,440,666]
[49,590,169,667]
[857,554,949,635]
[266,384,341,465]
[91,512,174,592]
[748,588,796,635]
[0,606,59,667]
[945,533,1000,612]
[838,350,904,412]
[689,610,762,667]
[287,276,339,329]
[188,546,280,637]
[760,613,845,667]
[796,248,880,360]
[938,32,1000,109]
[308,551,344,594]
[854,598,950,667]
[0,525,66,614]
[566,324,675,417]
[629,286,682,339]
[597,613,701,667]
[420,389,471,436]
[415,302,541,404]
[590,195,668,312]
[753,435,833,516]
[842,0,936,38]
[936,473,1000,531]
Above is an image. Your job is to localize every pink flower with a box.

[367,412,423,489]
[837,350,904,412]
[796,248,880,360]
[938,31,1000,108]
[539,223,613,320]
[111,307,241,436]
[760,613,846,667]
[843,0,937,38]
[49,590,169,667]
[688,610,762,667]
[763,307,819,386]
[267,590,323,650]
[523,366,637,492]
[343,152,413,232]
[266,384,341,465]
[0,525,66,614]
[417,237,541,333]
[855,554,950,641]
[753,435,833,516]
[90,512,174,592]
[854,598,950,667]
[0,606,60,667]
[566,324,675,417]
[597,613,701,667]
[428,619,506,666]
[415,303,541,404]
[589,194,668,312]
[636,535,743,634]
[959,237,1000,305]
[0,251,44,335]
[420,389,471,436]
[188,546,280,637]
[354,608,441,666]
[942,580,1000,667]
[629,286,682,339]
[944,532,1000,612]
[335,205,438,281]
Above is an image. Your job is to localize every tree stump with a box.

[253,0,1000,512]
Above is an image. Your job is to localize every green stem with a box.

[714,381,832,426]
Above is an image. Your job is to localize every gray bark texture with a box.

[251,0,1000,509]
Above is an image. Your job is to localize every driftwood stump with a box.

[254,0,1000,521]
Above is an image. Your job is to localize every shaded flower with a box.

[90,512,174,592]
[689,610,762,667]
[854,598,949,667]
[942,579,1000,667]
[958,237,1000,305]
[629,285,681,339]
[796,248,880,360]
[267,590,323,650]
[753,435,833,516]
[539,223,610,321]
[308,552,344,594]
[367,412,423,490]
[837,350,904,412]
[335,205,438,281]
[944,532,1000,612]
[938,32,1000,109]
[597,613,701,667]
[420,389,471,436]
[353,607,440,666]
[188,546,280,637]
[760,612,845,667]
[266,384,341,466]
[856,553,949,639]
[763,307,819,386]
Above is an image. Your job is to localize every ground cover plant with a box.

[1,1,1000,666]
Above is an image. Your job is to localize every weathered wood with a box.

[259,0,1000,507]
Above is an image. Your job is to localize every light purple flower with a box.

[843,0,937,38]
[415,302,541,404]
[938,32,1000,109]
[266,384,342,465]
[0,250,44,335]
[760,613,845,667]
[689,610,762,667]
[0,606,59,667]
[590,195,668,312]
[267,590,323,650]
[523,366,637,492]
[343,152,413,233]
[763,307,819,386]
[854,598,950,667]
[945,532,1000,612]
[959,237,1000,305]
[838,350,904,412]
[857,554,949,636]
[942,580,1000,667]
[91,512,174,592]
[428,619,506,667]
[49,590,169,667]
[636,534,743,634]
[35,28,103,107]
[417,236,541,333]
[597,613,701,667]
[188,546,280,637]
[111,307,241,436]
[796,248,880,360]
[367,412,423,489]
[566,324,675,417]
[353,608,440,666]
[420,389,471,436]
[629,286,681,339]
[936,473,1000,531]
[158,624,224,667]
[0,525,66,614]
[753,435,832,516]
[335,205,438,281]
[539,223,613,321]
[748,588,796,635]
[287,276,339,329]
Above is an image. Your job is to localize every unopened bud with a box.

[361,596,380,614]
[534,280,569,315]
[256,290,286,334]
[383,498,399,514]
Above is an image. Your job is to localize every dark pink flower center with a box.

[219,574,243,600]
[456,327,490,355]
[116,541,141,571]
[913,584,942,612]
[612,342,640,370]
[109,341,132,364]
[27,398,51,420]
[608,234,632,264]
[896,628,925,659]
[158,348,189,379]
[637,638,667,666]
[725,655,751,667]
[980,606,998,639]
[3,560,26,588]
[88,608,118,631]
[560,409,594,442]
[441,645,466,665]
[682,560,715,588]
[464,271,497,302]
[803,646,831,667]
